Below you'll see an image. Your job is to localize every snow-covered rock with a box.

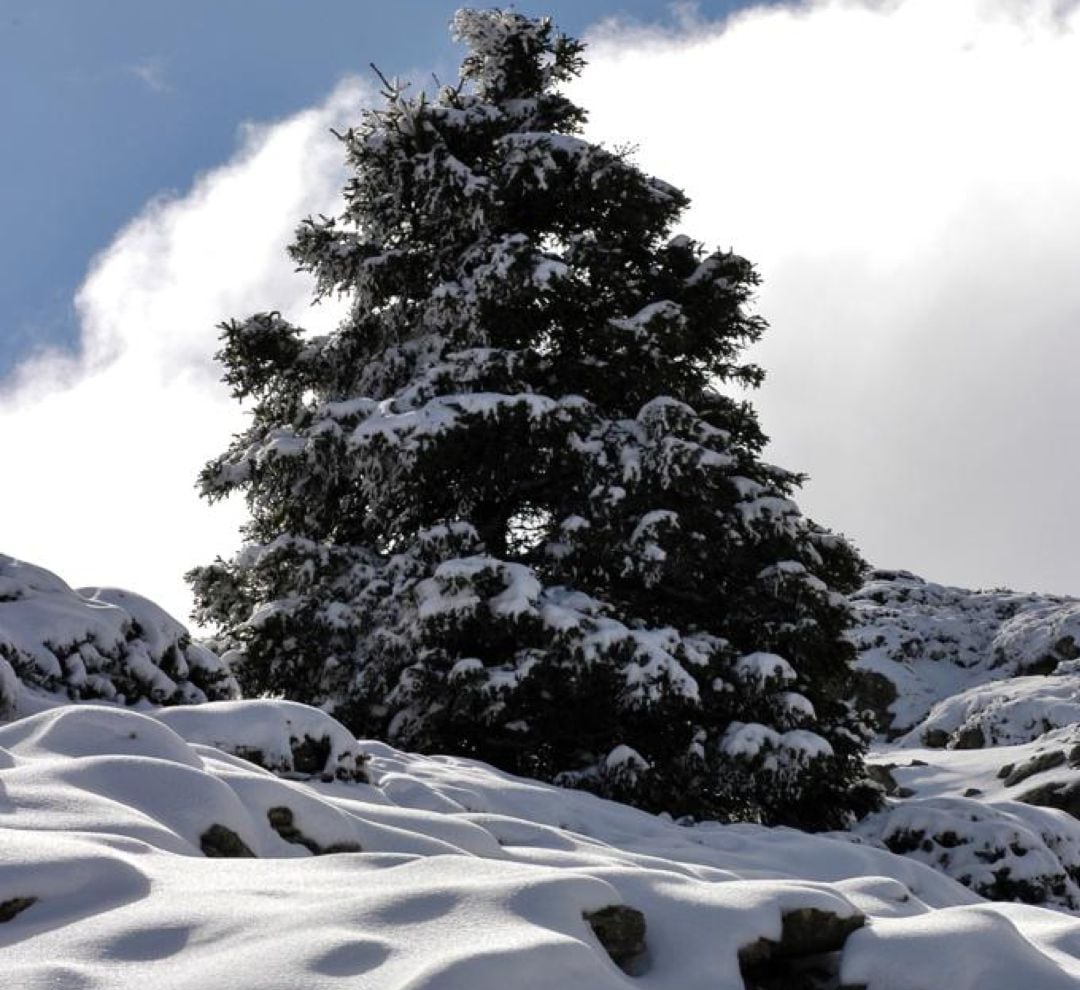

[850,570,1080,912]
[850,569,1080,735]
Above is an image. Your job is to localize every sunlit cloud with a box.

[0,79,366,625]
[574,0,1080,595]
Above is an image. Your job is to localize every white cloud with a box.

[574,0,1080,596]
[0,80,365,626]
[4,0,1080,636]
[127,57,172,94]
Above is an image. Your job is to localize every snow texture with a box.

[4,700,1080,989]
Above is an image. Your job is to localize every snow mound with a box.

[853,795,1080,910]
[902,668,1080,750]
[0,555,238,713]
[3,702,1080,988]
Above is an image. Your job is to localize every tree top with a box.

[452,8,586,99]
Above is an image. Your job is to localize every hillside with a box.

[4,556,1080,987]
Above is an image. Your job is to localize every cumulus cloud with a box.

[4,0,1080,634]
[574,0,1080,595]
[0,79,366,625]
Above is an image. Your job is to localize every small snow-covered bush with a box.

[0,555,237,714]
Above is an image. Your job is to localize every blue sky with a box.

[0,0,760,377]
[3,1,1080,623]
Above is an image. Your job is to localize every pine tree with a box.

[190,9,874,829]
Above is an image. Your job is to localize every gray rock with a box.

[1004,750,1066,788]
[866,764,900,795]
[1055,635,1080,660]
[952,724,986,750]
[0,896,36,923]
[584,904,647,970]
[739,907,865,989]
[922,728,950,749]
[1018,780,1080,820]
[266,805,361,856]
[200,823,256,858]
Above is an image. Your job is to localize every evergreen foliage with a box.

[190,9,873,828]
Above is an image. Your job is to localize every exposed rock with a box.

[963,788,983,797]
[1018,656,1060,676]
[952,724,985,750]
[866,764,900,796]
[232,745,268,771]
[1018,780,1080,820]
[200,824,256,858]
[584,904,646,970]
[739,908,865,990]
[0,896,36,922]
[1055,635,1080,660]
[1004,750,1066,788]
[266,805,361,856]
[922,728,949,749]
[291,734,332,777]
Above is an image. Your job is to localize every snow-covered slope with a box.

[5,700,1080,990]
[851,569,1080,737]
[7,556,1080,983]
[851,570,1080,912]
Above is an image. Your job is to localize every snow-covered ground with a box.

[852,570,1080,912]
[6,559,1080,986]
[5,699,1080,989]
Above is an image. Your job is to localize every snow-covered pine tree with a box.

[190,9,874,829]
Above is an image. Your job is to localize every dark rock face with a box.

[0,896,36,923]
[291,735,332,777]
[200,824,256,858]
[584,905,647,970]
[739,907,865,990]
[1055,636,1080,661]
[210,733,367,783]
[1003,750,1066,788]
[922,728,950,749]
[952,725,986,750]
[866,764,900,796]
[266,806,361,856]
[1018,780,1080,820]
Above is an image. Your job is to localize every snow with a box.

[734,651,797,685]
[5,700,1080,989]
[849,571,1080,911]
[850,569,1080,734]
[0,555,236,712]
